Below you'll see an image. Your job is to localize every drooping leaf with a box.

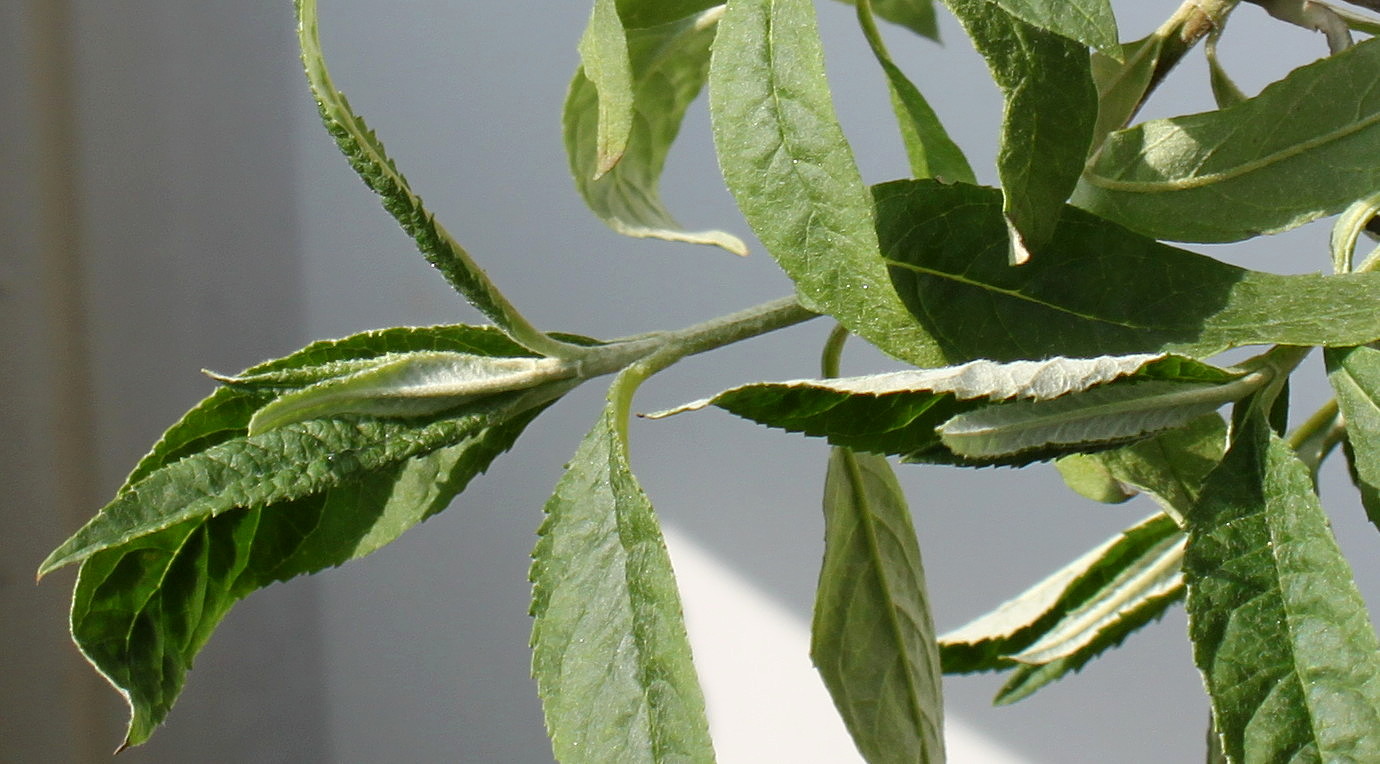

[1204,30,1247,108]
[1185,411,1380,762]
[940,512,1182,680]
[708,0,938,367]
[877,180,1380,364]
[834,0,940,39]
[1326,344,1380,527]
[50,325,571,749]
[937,379,1241,461]
[1076,38,1380,243]
[566,8,746,253]
[940,0,1098,263]
[531,370,714,763]
[295,0,573,357]
[1058,413,1226,524]
[244,351,579,434]
[650,353,1241,464]
[577,0,635,178]
[813,449,945,763]
[1089,35,1166,147]
[855,0,975,184]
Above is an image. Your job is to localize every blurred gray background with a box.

[6,1,1377,761]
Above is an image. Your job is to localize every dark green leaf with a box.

[941,512,1182,678]
[566,8,747,253]
[856,0,975,183]
[708,0,938,366]
[617,0,721,29]
[1185,412,1380,762]
[940,0,1098,263]
[531,371,714,763]
[960,0,1119,52]
[878,180,1380,364]
[1076,38,1380,243]
[813,449,945,763]
[652,353,1240,465]
[1326,345,1380,528]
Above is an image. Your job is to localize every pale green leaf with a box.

[1054,455,1136,504]
[1204,30,1247,108]
[245,351,578,434]
[941,0,1098,263]
[1076,38,1380,243]
[1060,413,1227,525]
[937,379,1246,460]
[813,449,945,764]
[566,8,747,253]
[1326,344,1380,527]
[578,0,635,178]
[877,180,1380,364]
[708,0,938,366]
[1185,411,1380,762]
[941,512,1181,677]
[1090,35,1166,146]
[531,371,714,763]
[295,0,572,357]
[1330,191,1380,273]
[834,0,940,39]
[856,0,976,183]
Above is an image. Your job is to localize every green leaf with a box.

[244,351,579,434]
[708,0,938,367]
[856,0,976,183]
[937,379,1243,461]
[617,0,721,29]
[962,0,1119,53]
[1330,191,1380,273]
[578,0,635,178]
[1059,413,1227,524]
[940,512,1182,680]
[1089,35,1166,147]
[1076,38,1380,243]
[566,8,747,254]
[73,410,545,750]
[834,0,940,39]
[295,0,573,357]
[1204,30,1247,109]
[940,0,1098,263]
[1326,344,1380,528]
[1055,454,1136,504]
[813,449,945,763]
[650,353,1239,464]
[531,370,714,763]
[1185,411,1380,762]
[877,180,1380,364]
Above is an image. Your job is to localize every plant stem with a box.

[1133,0,1246,121]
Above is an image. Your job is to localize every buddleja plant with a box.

[39,0,1380,759]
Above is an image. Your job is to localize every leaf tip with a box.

[1005,218,1033,266]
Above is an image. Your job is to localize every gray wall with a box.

[7,2,1379,762]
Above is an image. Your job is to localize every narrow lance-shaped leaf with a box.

[856,0,976,183]
[1330,190,1380,273]
[578,0,635,178]
[49,325,570,749]
[566,7,747,253]
[708,0,939,367]
[295,0,572,357]
[940,0,1098,263]
[650,353,1240,465]
[940,512,1183,693]
[531,369,714,763]
[1326,344,1380,528]
[878,180,1380,365]
[1185,410,1380,762]
[813,449,945,763]
[1076,37,1380,243]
